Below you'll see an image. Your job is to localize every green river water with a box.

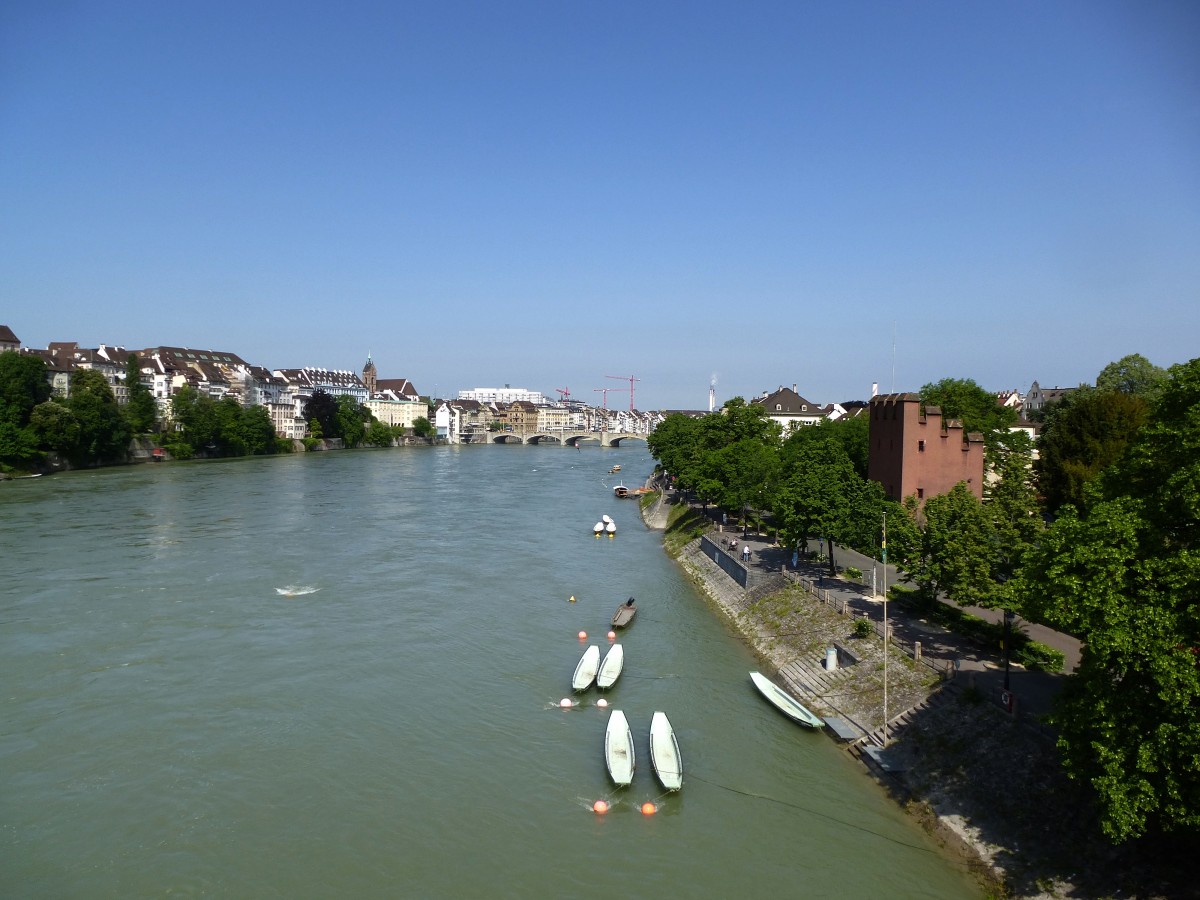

[1,445,981,898]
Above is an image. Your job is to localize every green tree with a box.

[1095,352,1166,401]
[123,353,158,433]
[412,417,434,439]
[0,353,52,468]
[303,390,339,439]
[647,413,703,484]
[911,482,996,607]
[335,395,368,448]
[1016,357,1200,842]
[366,420,395,447]
[29,400,80,452]
[772,439,858,573]
[919,377,1017,445]
[1035,389,1149,513]
[67,368,130,465]
[707,438,781,534]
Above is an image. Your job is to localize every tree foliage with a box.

[303,390,339,439]
[67,368,130,465]
[123,353,158,433]
[919,377,1017,448]
[0,353,52,468]
[1015,357,1200,842]
[1095,352,1167,401]
[1035,389,1149,513]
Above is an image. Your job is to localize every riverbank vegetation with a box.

[0,353,432,472]
[648,353,1199,847]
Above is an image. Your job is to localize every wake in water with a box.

[275,585,320,597]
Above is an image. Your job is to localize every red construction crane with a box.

[555,387,571,403]
[606,374,641,412]
[593,387,613,409]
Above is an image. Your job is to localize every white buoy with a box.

[602,514,613,524]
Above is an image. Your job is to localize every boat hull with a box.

[749,671,824,729]
[597,644,624,689]
[649,711,683,791]
[572,645,600,691]
[604,709,635,786]
[611,599,637,628]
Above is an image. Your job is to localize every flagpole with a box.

[882,511,888,747]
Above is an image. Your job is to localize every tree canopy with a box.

[1016,357,1200,842]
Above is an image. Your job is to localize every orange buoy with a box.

[593,799,609,814]
[641,802,657,815]
[578,631,587,640]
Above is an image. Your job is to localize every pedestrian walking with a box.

[742,545,751,563]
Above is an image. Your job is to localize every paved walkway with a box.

[708,516,1081,725]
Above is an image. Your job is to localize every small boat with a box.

[604,709,635,786]
[649,711,683,791]
[596,644,624,689]
[593,522,604,535]
[613,485,628,498]
[605,521,616,534]
[611,597,637,628]
[749,671,824,728]
[601,514,613,524]
[572,645,601,691]
[608,465,622,474]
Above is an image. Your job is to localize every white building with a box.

[457,386,548,405]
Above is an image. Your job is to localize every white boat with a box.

[749,671,824,729]
[572,645,600,691]
[601,514,613,524]
[593,522,604,535]
[596,644,624,689]
[605,521,616,534]
[604,709,635,786]
[649,711,683,791]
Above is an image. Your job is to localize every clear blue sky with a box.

[3,1,1197,410]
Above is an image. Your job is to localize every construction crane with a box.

[606,374,641,412]
[593,387,613,409]
[554,387,571,403]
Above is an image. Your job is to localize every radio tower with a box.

[606,374,641,412]
[709,373,718,412]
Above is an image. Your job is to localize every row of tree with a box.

[648,354,1197,843]
[0,354,435,470]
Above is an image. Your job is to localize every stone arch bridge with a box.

[488,430,646,447]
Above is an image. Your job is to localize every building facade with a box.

[867,393,986,504]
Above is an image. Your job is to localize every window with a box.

[918,440,925,452]
[917,488,924,499]
[776,404,782,411]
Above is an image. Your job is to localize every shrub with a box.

[1014,640,1066,673]
[853,617,874,638]
[844,566,862,581]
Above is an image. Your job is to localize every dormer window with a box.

[775,404,782,411]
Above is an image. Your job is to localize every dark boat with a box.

[611,597,637,628]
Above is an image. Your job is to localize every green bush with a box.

[1014,640,1065,673]
[844,566,862,580]
[853,617,874,638]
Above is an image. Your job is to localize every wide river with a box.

[1,445,981,898]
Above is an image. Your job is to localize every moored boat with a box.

[749,671,824,729]
[572,645,600,691]
[596,643,624,689]
[649,711,683,791]
[604,709,635,786]
[611,597,637,628]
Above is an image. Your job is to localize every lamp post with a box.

[1003,609,1014,691]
